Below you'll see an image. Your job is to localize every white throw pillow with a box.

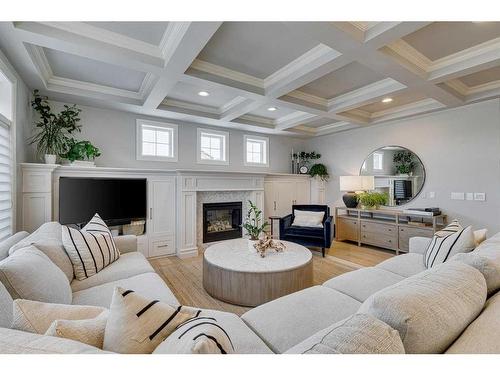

[452,252,500,296]
[153,316,235,354]
[62,213,120,281]
[292,210,325,228]
[12,299,106,334]
[423,220,475,268]
[45,310,109,349]
[103,287,200,354]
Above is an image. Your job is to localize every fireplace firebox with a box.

[203,202,242,243]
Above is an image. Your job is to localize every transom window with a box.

[197,128,229,165]
[244,135,269,167]
[136,120,178,162]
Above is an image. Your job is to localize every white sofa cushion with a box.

[375,253,426,277]
[9,222,74,282]
[446,291,500,354]
[359,261,487,353]
[0,281,13,328]
[45,310,109,349]
[323,267,404,302]
[285,313,405,354]
[0,246,72,304]
[103,287,199,354]
[0,327,107,354]
[452,252,500,296]
[71,272,179,308]
[292,210,324,228]
[241,285,361,353]
[12,299,106,334]
[71,252,154,292]
[0,231,29,261]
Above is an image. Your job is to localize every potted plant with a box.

[309,163,329,181]
[357,191,388,210]
[242,200,269,250]
[29,90,82,164]
[393,151,415,176]
[60,139,101,167]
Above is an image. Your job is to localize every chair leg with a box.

[322,247,325,257]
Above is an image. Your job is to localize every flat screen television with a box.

[59,177,147,226]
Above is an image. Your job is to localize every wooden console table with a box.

[335,207,447,255]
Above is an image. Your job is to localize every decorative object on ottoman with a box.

[253,235,286,258]
[339,175,375,208]
[242,200,269,249]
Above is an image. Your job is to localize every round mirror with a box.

[359,146,425,207]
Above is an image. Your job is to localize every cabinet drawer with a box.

[360,220,396,236]
[360,231,397,250]
[148,236,175,257]
[398,226,434,252]
[337,217,359,242]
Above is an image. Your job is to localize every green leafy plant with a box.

[29,89,82,159]
[292,151,321,164]
[242,200,269,240]
[393,151,415,175]
[60,139,101,162]
[309,163,329,181]
[357,191,388,209]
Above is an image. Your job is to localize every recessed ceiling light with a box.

[267,107,277,111]
[198,91,210,97]
[382,97,393,103]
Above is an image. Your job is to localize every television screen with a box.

[59,177,147,225]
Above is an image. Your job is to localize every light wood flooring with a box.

[149,241,394,316]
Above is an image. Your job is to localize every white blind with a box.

[0,117,12,241]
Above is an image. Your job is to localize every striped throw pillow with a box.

[103,287,200,354]
[154,315,235,354]
[423,220,475,268]
[62,213,120,280]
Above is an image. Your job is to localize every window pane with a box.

[156,130,170,144]
[142,128,155,142]
[200,147,212,160]
[156,144,170,157]
[201,136,210,148]
[246,138,267,164]
[142,142,155,155]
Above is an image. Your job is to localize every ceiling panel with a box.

[458,65,500,87]
[44,47,146,92]
[297,62,385,99]
[85,22,169,45]
[355,91,427,113]
[197,22,319,79]
[302,117,339,128]
[247,104,301,120]
[403,22,500,60]
[164,81,240,109]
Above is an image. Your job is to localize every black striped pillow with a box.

[154,316,235,354]
[103,287,200,354]
[62,214,120,280]
[423,220,475,268]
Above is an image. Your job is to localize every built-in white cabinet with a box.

[264,176,311,218]
[146,178,176,257]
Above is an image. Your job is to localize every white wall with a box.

[34,101,306,173]
[305,99,500,234]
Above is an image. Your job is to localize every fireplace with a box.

[203,202,242,243]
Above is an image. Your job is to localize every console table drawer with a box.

[361,231,397,250]
[337,217,359,242]
[361,221,396,236]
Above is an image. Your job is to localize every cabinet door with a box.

[294,180,311,205]
[264,181,277,218]
[148,179,175,236]
[275,181,294,216]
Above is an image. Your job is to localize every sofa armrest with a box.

[113,235,138,254]
[279,214,293,236]
[324,216,333,246]
[409,236,432,255]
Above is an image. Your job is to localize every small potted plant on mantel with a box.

[60,139,101,167]
[242,201,269,251]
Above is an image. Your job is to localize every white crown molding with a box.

[161,98,220,115]
[24,43,52,84]
[159,22,191,63]
[444,79,469,96]
[138,72,157,99]
[446,78,500,97]
[219,96,248,113]
[316,121,353,135]
[385,39,432,72]
[285,90,328,107]
[190,59,264,89]
[371,98,445,122]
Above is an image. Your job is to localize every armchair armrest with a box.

[409,236,432,255]
[113,235,138,254]
[279,214,293,236]
[324,216,333,247]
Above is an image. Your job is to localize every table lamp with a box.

[339,176,375,208]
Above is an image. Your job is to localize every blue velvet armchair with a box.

[279,205,333,257]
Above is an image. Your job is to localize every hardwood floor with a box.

[149,240,394,316]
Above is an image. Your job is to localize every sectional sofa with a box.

[0,222,499,354]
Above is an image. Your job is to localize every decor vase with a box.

[44,154,56,164]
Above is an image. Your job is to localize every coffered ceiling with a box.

[0,21,499,137]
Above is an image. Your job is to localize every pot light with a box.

[198,91,210,97]
[382,97,393,103]
[267,106,277,111]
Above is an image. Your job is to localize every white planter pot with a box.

[248,239,258,251]
[69,160,96,168]
[44,154,56,164]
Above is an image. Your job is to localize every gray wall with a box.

[34,101,306,173]
[305,99,500,234]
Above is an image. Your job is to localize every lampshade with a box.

[339,175,375,192]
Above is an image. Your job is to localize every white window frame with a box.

[197,128,229,165]
[136,119,178,162]
[244,135,269,167]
